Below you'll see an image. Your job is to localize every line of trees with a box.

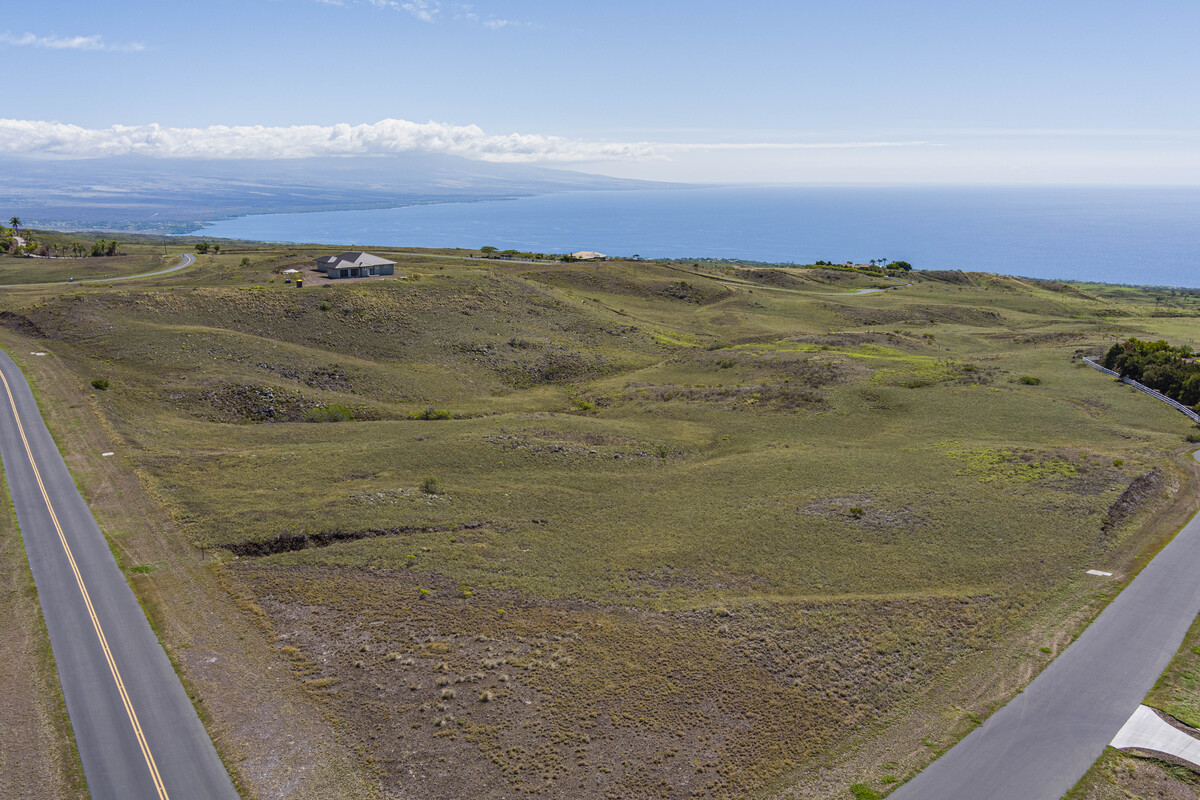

[1104,337,1200,408]
[3,216,122,258]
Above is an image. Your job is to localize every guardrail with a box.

[1083,356,1200,424]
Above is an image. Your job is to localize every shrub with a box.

[305,403,353,423]
[1187,432,1200,443]
[1113,459,1124,467]
[1018,375,1042,385]
[410,407,453,420]
[319,301,333,311]
[91,379,110,391]
[850,784,879,800]
[421,477,441,495]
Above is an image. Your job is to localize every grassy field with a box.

[3,242,1199,799]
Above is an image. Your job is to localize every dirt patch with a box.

[652,279,731,305]
[237,564,850,800]
[267,365,355,392]
[482,433,672,461]
[1102,469,1166,543]
[170,384,385,424]
[234,564,1042,800]
[0,310,48,338]
[223,521,495,557]
[802,496,927,533]
[820,303,914,327]
[498,350,614,387]
[617,381,827,411]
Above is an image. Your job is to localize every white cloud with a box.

[0,31,145,52]
[400,0,440,22]
[0,118,935,165]
[0,119,652,162]
[316,0,529,27]
[341,0,441,22]
[661,141,934,152]
[482,18,527,30]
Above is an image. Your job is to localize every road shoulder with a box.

[0,330,382,800]
[0,462,87,800]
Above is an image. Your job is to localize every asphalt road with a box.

[96,252,196,282]
[891,451,1200,800]
[0,349,238,800]
[11,252,195,287]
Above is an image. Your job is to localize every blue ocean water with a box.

[190,185,1200,288]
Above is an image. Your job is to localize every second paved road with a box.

[891,451,1200,800]
[0,349,238,800]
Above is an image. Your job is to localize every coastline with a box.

[179,185,1200,288]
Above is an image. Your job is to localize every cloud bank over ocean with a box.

[0,118,928,164]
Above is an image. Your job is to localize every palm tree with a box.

[8,217,20,235]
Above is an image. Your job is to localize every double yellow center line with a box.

[0,368,170,800]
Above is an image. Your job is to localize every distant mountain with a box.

[0,153,673,233]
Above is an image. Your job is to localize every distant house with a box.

[570,250,609,261]
[316,251,396,279]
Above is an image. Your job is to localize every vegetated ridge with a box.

[1,242,1198,800]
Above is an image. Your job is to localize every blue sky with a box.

[3,0,1199,183]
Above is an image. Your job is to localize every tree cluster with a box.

[1104,337,1200,408]
[90,239,120,257]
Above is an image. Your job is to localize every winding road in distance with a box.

[890,451,1200,800]
[0,349,238,800]
[11,252,195,287]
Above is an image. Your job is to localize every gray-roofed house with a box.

[315,251,397,279]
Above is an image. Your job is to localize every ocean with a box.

[189,185,1200,288]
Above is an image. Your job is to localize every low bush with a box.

[850,784,880,800]
[91,378,110,391]
[410,407,453,420]
[305,404,353,423]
